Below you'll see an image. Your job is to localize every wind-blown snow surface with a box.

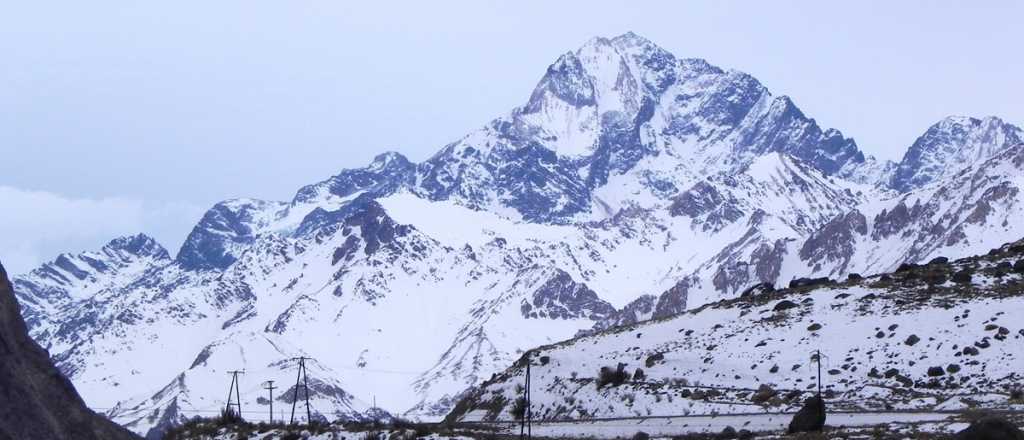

[447,241,1024,425]
[10,32,1024,436]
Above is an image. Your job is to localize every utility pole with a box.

[526,358,532,439]
[264,380,277,423]
[303,358,312,424]
[226,370,245,419]
[815,349,822,396]
[289,357,313,425]
[519,353,533,440]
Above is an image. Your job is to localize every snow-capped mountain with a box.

[412,32,874,224]
[889,116,1022,193]
[9,32,1024,437]
[15,234,171,335]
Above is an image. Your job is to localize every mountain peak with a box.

[609,31,660,51]
[102,233,170,260]
[369,151,412,172]
[935,114,1001,127]
[890,115,1023,192]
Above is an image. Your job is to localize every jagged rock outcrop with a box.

[0,261,139,440]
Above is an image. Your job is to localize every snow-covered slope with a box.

[14,234,171,334]
[801,143,1024,278]
[10,32,1024,437]
[447,239,1024,424]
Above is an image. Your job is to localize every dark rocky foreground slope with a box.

[0,261,138,440]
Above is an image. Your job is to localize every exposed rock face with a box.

[799,210,867,273]
[176,199,288,271]
[521,269,615,320]
[669,181,743,232]
[292,151,417,205]
[584,295,657,335]
[891,116,1023,193]
[14,233,171,333]
[0,261,138,440]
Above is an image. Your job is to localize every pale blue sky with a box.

[1,1,1022,273]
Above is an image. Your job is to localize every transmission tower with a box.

[289,357,313,425]
[225,370,245,419]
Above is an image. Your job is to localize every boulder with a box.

[751,384,777,404]
[923,271,948,285]
[720,426,738,439]
[894,374,914,388]
[953,416,1024,440]
[788,277,830,289]
[896,263,917,272]
[929,256,950,265]
[953,270,973,283]
[631,431,650,440]
[773,300,799,311]
[787,395,826,434]
[644,352,665,368]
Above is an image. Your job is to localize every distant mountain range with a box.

[9,32,1024,438]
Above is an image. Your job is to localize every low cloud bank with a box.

[0,186,203,274]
